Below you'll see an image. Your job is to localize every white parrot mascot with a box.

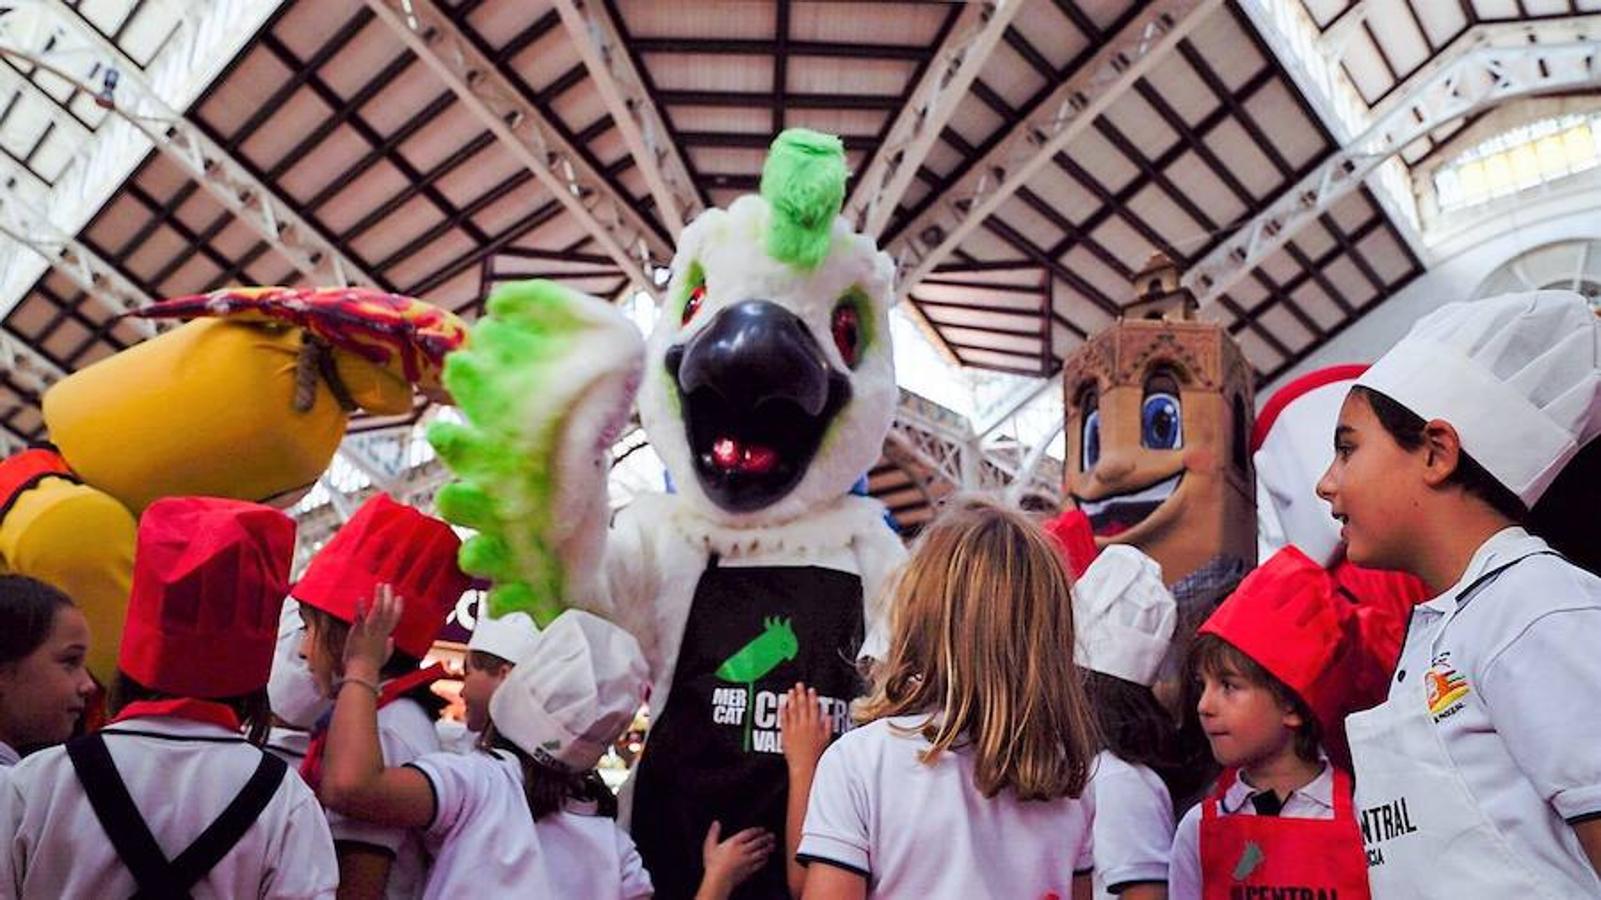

[428,128,906,898]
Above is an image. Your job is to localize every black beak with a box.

[668,299,832,417]
[664,299,851,513]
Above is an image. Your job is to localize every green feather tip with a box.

[760,128,846,270]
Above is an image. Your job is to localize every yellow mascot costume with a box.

[0,286,466,682]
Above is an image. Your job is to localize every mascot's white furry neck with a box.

[640,129,897,530]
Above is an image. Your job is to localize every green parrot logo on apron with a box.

[715,617,799,751]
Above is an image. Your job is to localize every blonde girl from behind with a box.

[795,495,1100,899]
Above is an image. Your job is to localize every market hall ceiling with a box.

[0,0,1596,446]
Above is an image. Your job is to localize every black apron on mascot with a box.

[632,556,865,900]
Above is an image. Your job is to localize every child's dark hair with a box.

[1352,385,1527,522]
[110,671,273,745]
[1083,668,1216,811]
[1188,633,1322,764]
[1083,670,1178,777]
[300,604,448,720]
[466,650,513,676]
[0,575,75,667]
[1528,435,1601,577]
[483,724,617,821]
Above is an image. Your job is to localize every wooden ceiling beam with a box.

[554,0,703,237]
[845,0,1025,238]
[364,0,671,292]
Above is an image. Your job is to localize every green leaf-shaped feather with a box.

[760,128,846,271]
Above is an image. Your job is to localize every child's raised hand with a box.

[780,683,833,774]
[344,583,403,676]
[699,820,775,896]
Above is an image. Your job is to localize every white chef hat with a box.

[467,610,539,665]
[1072,546,1177,687]
[1356,291,1601,507]
[267,601,332,728]
[489,610,648,772]
[1253,364,1368,567]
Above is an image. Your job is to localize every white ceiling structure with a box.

[0,0,1595,541]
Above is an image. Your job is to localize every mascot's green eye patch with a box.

[760,129,846,271]
[679,262,706,325]
[831,287,874,368]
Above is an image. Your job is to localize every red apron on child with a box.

[1199,766,1370,899]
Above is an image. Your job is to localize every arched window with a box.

[1434,113,1601,213]
[1076,384,1100,473]
[1474,239,1601,311]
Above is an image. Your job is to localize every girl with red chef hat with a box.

[1168,547,1375,900]
[293,493,470,900]
[0,496,339,898]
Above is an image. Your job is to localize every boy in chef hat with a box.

[1168,547,1373,900]
[460,610,540,738]
[0,497,338,897]
[1317,290,1601,896]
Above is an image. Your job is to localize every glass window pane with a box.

[1536,134,1569,178]
[1458,160,1488,202]
[1510,144,1542,189]
[1482,153,1515,198]
[1563,124,1597,172]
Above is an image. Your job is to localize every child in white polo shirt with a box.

[1318,291,1601,896]
[293,493,469,900]
[0,575,94,771]
[792,496,1099,898]
[321,595,773,899]
[0,497,338,898]
[1169,547,1372,900]
[1074,546,1180,900]
[458,609,539,739]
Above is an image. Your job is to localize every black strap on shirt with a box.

[1250,790,1285,817]
[1455,550,1560,613]
[66,733,287,899]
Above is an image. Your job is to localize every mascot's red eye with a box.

[831,303,861,368]
[682,284,706,325]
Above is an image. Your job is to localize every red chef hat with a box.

[1331,558,1427,719]
[1043,508,1100,579]
[119,497,296,699]
[293,493,468,659]
[1199,546,1360,763]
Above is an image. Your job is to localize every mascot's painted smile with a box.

[1059,312,1256,589]
[1075,470,1184,538]
[667,300,852,512]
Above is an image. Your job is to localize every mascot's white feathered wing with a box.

[429,128,906,896]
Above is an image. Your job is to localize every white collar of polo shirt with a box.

[1420,527,1548,615]
[1219,757,1334,815]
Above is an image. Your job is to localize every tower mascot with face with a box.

[428,128,906,898]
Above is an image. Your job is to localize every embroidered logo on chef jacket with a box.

[1425,652,1470,721]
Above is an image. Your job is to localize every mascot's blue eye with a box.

[1141,393,1183,450]
[1082,409,1100,470]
